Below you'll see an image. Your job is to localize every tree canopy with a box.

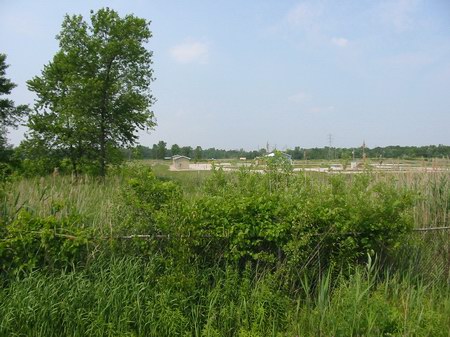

[26,8,155,176]
[0,54,28,158]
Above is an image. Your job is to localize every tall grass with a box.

[3,167,448,280]
[4,165,448,230]
[0,256,448,336]
[1,164,449,335]
[379,171,450,283]
[382,171,449,228]
[3,174,124,236]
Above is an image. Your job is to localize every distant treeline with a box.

[126,142,450,161]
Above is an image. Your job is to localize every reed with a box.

[1,165,449,335]
[0,257,448,336]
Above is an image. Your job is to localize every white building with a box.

[265,152,293,163]
[172,155,190,170]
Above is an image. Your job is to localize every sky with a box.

[1,0,450,150]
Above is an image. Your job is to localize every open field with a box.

[2,1,450,335]
[1,162,449,336]
[165,157,450,175]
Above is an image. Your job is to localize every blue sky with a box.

[1,0,449,150]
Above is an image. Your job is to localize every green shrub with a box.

[0,210,92,277]
[114,167,189,259]
[184,170,415,271]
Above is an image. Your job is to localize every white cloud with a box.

[288,91,309,103]
[331,37,349,47]
[170,39,209,64]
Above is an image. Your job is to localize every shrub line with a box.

[2,226,448,243]
[412,226,450,232]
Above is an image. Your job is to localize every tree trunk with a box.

[71,157,78,179]
[98,57,115,178]
[99,118,106,178]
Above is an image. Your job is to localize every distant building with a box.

[265,152,293,163]
[330,164,343,171]
[350,161,365,170]
[172,155,190,170]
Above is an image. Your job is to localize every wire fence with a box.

[2,225,449,242]
[113,226,450,240]
[2,223,448,283]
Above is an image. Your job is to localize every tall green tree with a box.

[181,146,192,158]
[27,8,155,176]
[0,54,28,160]
[156,140,167,159]
[194,145,202,161]
[170,143,180,156]
[151,143,158,159]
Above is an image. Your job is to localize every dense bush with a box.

[0,165,415,280]
[0,210,92,278]
[186,168,414,269]
[0,165,448,335]
[114,167,188,260]
[114,166,414,273]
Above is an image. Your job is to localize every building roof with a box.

[265,152,292,159]
[172,155,191,160]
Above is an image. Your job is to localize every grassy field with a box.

[0,162,449,336]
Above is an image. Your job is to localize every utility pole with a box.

[362,140,366,162]
[328,134,333,161]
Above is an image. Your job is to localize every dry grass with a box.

[4,174,124,236]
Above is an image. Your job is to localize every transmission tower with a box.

[328,134,333,160]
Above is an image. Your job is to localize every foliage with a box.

[156,140,167,159]
[0,165,447,334]
[0,53,29,162]
[114,167,189,260]
[194,145,203,161]
[118,167,182,234]
[0,209,92,278]
[0,165,423,280]
[26,8,155,176]
[0,256,448,336]
[0,54,28,131]
[171,143,181,156]
[14,136,65,176]
[184,168,414,270]
[128,143,450,161]
[86,163,414,275]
